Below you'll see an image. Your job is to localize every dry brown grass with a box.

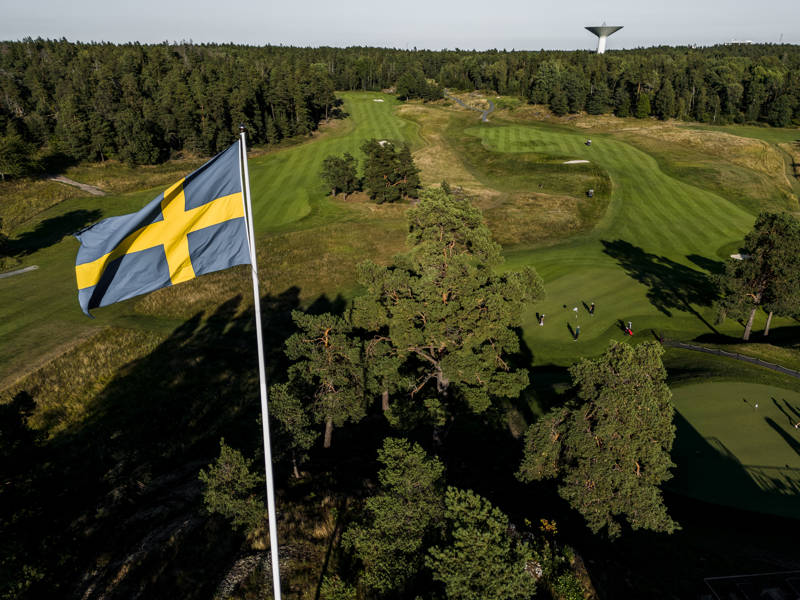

[397,102,609,246]
[397,104,485,191]
[630,125,787,178]
[135,218,408,319]
[0,178,83,233]
[780,142,800,182]
[0,325,101,393]
[477,192,589,247]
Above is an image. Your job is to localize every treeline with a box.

[0,39,337,170]
[317,43,800,125]
[2,39,799,175]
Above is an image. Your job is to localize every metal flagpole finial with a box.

[239,123,246,133]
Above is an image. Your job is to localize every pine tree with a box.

[342,437,445,595]
[427,487,539,600]
[635,92,652,119]
[549,87,569,116]
[518,341,677,538]
[396,144,421,199]
[198,439,265,534]
[654,79,676,120]
[320,152,359,199]
[354,188,544,434]
[270,382,319,477]
[281,311,365,448]
[716,212,800,339]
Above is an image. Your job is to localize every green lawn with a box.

[462,123,797,364]
[671,381,800,518]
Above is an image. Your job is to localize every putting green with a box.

[671,382,800,518]
[466,124,759,363]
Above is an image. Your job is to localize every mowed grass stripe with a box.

[248,92,418,232]
[464,123,756,358]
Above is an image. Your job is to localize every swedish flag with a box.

[75,141,251,316]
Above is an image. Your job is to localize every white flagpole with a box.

[238,126,282,600]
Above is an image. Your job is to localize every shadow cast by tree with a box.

[601,239,720,333]
[686,253,725,276]
[5,209,102,257]
[0,288,310,600]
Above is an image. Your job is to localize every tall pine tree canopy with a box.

[354,188,544,430]
[517,341,677,538]
[342,437,445,595]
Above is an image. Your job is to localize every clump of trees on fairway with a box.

[361,139,421,203]
[319,153,359,199]
[319,139,421,203]
[715,211,800,339]
[517,341,678,538]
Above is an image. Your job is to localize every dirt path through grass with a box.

[48,174,106,196]
[444,90,495,122]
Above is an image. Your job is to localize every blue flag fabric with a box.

[75,141,251,316]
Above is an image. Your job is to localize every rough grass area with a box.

[135,216,406,319]
[616,127,797,215]
[397,104,484,191]
[1,327,165,436]
[0,178,83,234]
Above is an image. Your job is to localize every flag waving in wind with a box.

[75,141,250,315]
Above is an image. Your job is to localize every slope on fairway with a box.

[465,124,756,363]
[671,382,800,518]
[247,92,420,232]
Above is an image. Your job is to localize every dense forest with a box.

[1,38,799,175]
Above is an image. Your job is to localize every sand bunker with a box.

[563,160,590,164]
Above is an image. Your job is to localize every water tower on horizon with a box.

[586,23,623,54]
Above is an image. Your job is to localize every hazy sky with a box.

[1,0,798,50]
